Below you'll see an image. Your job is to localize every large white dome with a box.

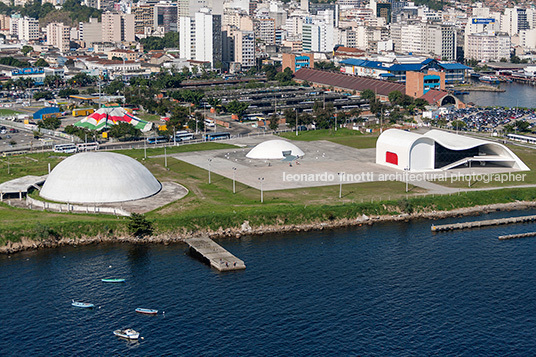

[246,140,305,160]
[40,152,162,203]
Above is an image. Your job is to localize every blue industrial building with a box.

[33,107,60,120]
[340,58,470,84]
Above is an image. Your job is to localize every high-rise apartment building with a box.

[234,30,255,69]
[133,2,155,35]
[466,32,510,62]
[502,7,529,36]
[79,18,102,46]
[255,18,275,45]
[154,2,178,33]
[46,22,71,52]
[179,8,222,67]
[12,16,39,41]
[102,12,135,43]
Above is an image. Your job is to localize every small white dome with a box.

[246,140,305,160]
[40,152,161,203]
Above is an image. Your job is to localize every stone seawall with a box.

[2,201,536,255]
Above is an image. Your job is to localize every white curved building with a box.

[246,140,305,160]
[40,152,162,203]
[376,129,529,171]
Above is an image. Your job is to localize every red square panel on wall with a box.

[386,151,398,165]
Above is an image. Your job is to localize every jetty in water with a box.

[185,237,246,272]
[431,215,536,232]
[498,232,536,240]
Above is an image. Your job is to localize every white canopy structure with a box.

[246,140,305,160]
[376,129,529,171]
[40,152,162,203]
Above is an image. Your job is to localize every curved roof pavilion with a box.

[246,140,305,160]
[40,152,162,203]
[376,129,529,172]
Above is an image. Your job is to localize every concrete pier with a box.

[431,215,536,232]
[185,237,246,272]
[498,232,536,240]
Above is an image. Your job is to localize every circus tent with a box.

[73,107,153,132]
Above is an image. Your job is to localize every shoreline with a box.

[2,201,536,255]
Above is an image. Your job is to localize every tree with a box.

[38,116,61,130]
[34,90,54,100]
[388,90,403,105]
[58,88,79,98]
[127,213,154,238]
[360,89,376,102]
[35,58,49,67]
[225,100,249,119]
[414,98,429,110]
[284,108,297,128]
[268,114,279,131]
[21,45,33,56]
[514,120,530,132]
[263,64,277,81]
[104,80,125,95]
[275,67,293,84]
[108,122,141,140]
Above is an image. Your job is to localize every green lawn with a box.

[279,128,378,149]
[136,113,161,122]
[4,135,536,245]
[0,109,22,116]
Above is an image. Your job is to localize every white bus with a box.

[174,131,194,142]
[53,143,77,153]
[76,142,99,152]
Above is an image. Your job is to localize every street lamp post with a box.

[144,139,147,160]
[404,167,409,193]
[338,172,343,198]
[164,146,167,168]
[208,158,212,184]
[232,167,236,193]
[259,177,264,203]
[295,109,298,136]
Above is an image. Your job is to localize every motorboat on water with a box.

[135,308,158,315]
[479,75,500,84]
[113,328,140,340]
[101,278,126,283]
[71,300,94,308]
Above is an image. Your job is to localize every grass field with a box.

[3,137,536,245]
[136,113,161,122]
[279,128,378,149]
[0,109,22,116]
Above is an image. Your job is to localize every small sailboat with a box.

[135,308,158,315]
[72,300,95,308]
[101,278,126,283]
[113,328,140,340]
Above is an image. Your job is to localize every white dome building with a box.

[246,140,305,160]
[40,152,162,203]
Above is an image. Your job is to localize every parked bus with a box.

[204,132,230,141]
[72,108,95,117]
[76,142,99,151]
[53,143,77,153]
[146,136,169,144]
[174,131,194,142]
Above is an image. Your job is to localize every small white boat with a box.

[72,300,94,308]
[135,308,158,315]
[113,328,140,340]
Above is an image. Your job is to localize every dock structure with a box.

[498,232,536,240]
[431,215,536,232]
[185,237,246,272]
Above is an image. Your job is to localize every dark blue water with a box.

[460,81,536,108]
[2,210,536,356]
